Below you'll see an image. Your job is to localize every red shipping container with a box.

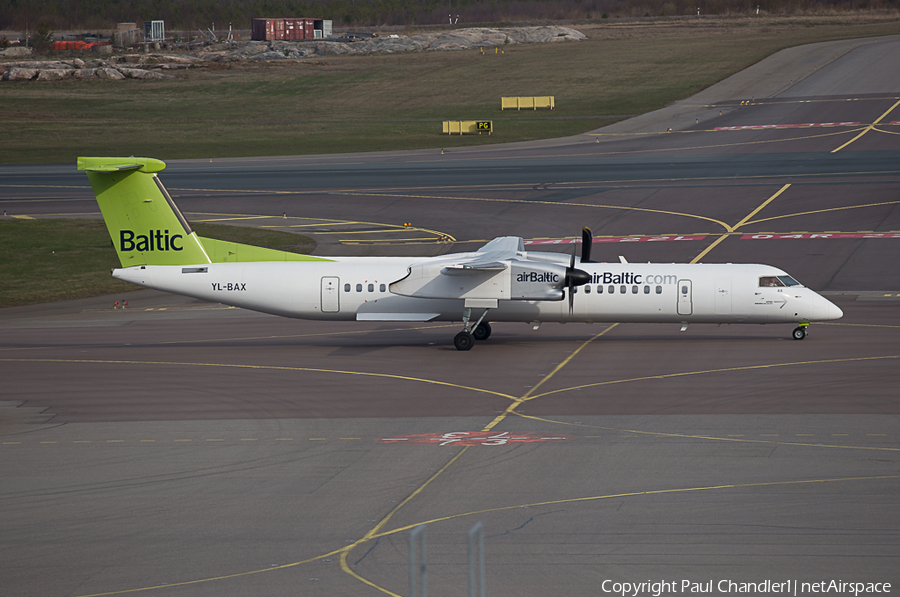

[252,18,324,41]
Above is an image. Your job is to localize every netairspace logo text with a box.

[600,579,892,597]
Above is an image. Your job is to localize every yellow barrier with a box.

[501,96,555,110]
[442,120,492,135]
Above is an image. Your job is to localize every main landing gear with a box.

[792,323,809,340]
[454,308,492,351]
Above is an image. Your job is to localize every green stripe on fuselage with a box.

[198,236,331,263]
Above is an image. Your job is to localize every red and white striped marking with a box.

[714,122,860,131]
[525,236,705,246]
[378,431,571,446]
[525,233,900,246]
[742,232,900,240]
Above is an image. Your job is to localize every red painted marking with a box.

[741,233,900,240]
[715,122,860,131]
[525,236,706,246]
[377,431,572,446]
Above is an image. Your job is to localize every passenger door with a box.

[321,277,340,313]
[677,279,693,316]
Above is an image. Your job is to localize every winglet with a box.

[77,157,167,173]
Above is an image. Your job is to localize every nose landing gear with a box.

[791,322,809,340]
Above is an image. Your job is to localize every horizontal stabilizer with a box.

[77,157,167,173]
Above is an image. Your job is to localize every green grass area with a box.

[0,219,315,307]
[2,16,898,163]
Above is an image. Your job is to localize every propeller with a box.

[581,227,595,263]
[565,243,591,314]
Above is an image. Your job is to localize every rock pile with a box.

[198,26,584,61]
[1,55,194,81]
[1,26,583,81]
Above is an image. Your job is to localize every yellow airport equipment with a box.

[442,120,492,135]
[501,96,555,110]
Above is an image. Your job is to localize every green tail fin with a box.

[78,157,211,267]
[79,157,330,267]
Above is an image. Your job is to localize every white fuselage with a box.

[113,257,843,326]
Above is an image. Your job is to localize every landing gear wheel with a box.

[472,322,492,341]
[792,326,808,340]
[454,331,475,351]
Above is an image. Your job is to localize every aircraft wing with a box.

[390,236,587,302]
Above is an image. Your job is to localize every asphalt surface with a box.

[1,35,899,597]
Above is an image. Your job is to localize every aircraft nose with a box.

[812,293,843,321]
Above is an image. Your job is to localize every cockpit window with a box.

[759,275,802,288]
[777,275,801,287]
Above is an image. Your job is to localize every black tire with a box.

[472,322,492,341]
[454,331,475,351]
[792,326,807,340]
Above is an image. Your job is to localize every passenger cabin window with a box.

[380,284,386,292]
[608,285,615,294]
[356,284,363,292]
[344,283,350,292]
[644,285,650,294]
[368,283,374,292]
[584,286,591,294]
[597,285,603,294]
[632,285,638,294]
[620,285,627,294]
[656,285,662,294]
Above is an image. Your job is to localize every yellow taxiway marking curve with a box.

[0,324,460,352]
[481,324,620,433]
[368,474,900,541]
[526,354,900,401]
[513,413,900,453]
[75,473,898,597]
[831,98,900,153]
[339,191,733,231]
[744,199,900,227]
[821,322,900,329]
[691,183,791,263]
[0,358,517,403]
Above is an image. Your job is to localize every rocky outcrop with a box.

[0,46,32,58]
[117,67,175,79]
[36,69,70,81]
[95,67,126,79]
[198,26,585,62]
[0,57,177,81]
[0,27,583,80]
[2,67,38,81]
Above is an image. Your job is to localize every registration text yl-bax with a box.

[600,580,891,596]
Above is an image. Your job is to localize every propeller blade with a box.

[581,227,594,263]
[569,244,577,314]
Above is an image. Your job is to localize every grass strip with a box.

[2,17,899,163]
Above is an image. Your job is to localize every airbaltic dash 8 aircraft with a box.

[79,157,843,350]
